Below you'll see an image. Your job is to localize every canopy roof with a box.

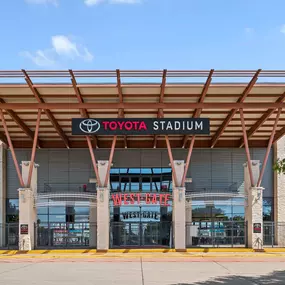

[0,69,285,149]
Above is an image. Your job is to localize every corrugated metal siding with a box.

[6,148,274,198]
[211,149,232,189]
[232,149,247,194]
[7,150,29,198]
[189,149,212,190]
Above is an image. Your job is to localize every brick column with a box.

[96,161,110,251]
[244,160,264,249]
[172,160,186,251]
[18,161,38,250]
[275,137,285,246]
[0,143,6,247]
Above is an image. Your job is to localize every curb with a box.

[0,248,283,255]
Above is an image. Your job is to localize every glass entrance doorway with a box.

[111,221,172,247]
[109,167,173,248]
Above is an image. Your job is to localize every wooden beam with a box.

[2,102,285,110]
[182,69,214,148]
[69,70,98,148]
[153,69,167,148]
[273,125,285,143]
[210,69,261,148]
[0,98,42,148]
[239,92,285,147]
[22,69,70,149]
[12,138,270,149]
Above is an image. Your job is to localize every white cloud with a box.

[25,0,141,6]
[19,50,56,67]
[245,27,254,34]
[111,0,141,3]
[85,0,104,5]
[281,25,285,34]
[25,0,59,6]
[84,0,141,5]
[20,35,94,67]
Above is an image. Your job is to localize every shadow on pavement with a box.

[172,270,285,285]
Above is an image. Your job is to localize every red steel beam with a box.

[0,98,42,148]
[240,108,254,187]
[181,135,195,186]
[86,136,101,187]
[239,93,285,148]
[22,69,70,149]
[104,135,117,187]
[182,69,214,148]
[211,69,261,148]
[2,102,285,110]
[69,70,98,148]
[165,135,179,187]
[154,69,167,148]
[257,108,282,187]
[0,109,24,187]
[116,69,127,148]
[27,109,41,187]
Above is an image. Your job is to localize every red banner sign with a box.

[111,193,171,206]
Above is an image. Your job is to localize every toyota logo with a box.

[79,119,100,134]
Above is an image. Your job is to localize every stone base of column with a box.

[18,188,36,251]
[97,187,110,251]
[173,187,186,251]
[246,186,264,250]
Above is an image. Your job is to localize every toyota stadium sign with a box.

[72,118,210,136]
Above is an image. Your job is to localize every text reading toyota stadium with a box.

[72,118,210,135]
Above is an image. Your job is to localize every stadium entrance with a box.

[109,168,173,248]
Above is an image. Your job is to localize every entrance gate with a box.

[110,221,172,248]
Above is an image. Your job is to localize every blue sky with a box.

[1,0,285,70]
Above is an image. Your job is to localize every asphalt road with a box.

[0,258,285,285]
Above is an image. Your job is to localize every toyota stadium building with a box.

[0,69,285,251]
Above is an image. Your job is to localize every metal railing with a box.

[0,223,19,249]
[186,221,247,248]
[35,222,97,249]
[110,221,172,248]
[42,183,96,193]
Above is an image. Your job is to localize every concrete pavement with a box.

[0,259,285,284]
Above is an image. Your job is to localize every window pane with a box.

[49,207,66,215]
[74,207,89,215]
[37,215,48,223]
[263,198,273,221]
[37,207,48,215]
[6,199,19,215]
[110,168,119,174]
[128,168,141,174]
[49,215,66,222]
[141,168,152,174]
[142,177,151,192]
[130,177,139,192]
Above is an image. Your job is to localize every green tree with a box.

[273,158,285,174]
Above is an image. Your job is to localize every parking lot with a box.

[0,256,285,285]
